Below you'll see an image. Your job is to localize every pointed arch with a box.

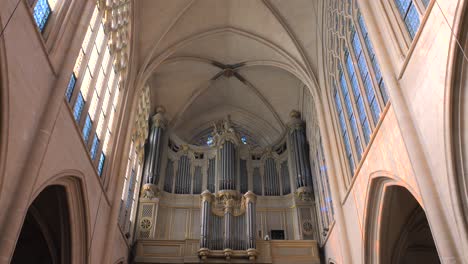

[363,175,439,264]
[17,173,89,264]
[0,19,9,197]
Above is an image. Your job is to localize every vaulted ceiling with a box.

[132,0,324,147]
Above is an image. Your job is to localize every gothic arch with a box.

[363,176,440,264]
[13,174,89,263]
[448,0,468,250]
[0,18,9,198]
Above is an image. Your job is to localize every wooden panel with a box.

[171,208,188,240]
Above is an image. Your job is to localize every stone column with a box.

[244,191,258,260]
[288,110,313,200]
[142,107,166,191]
[199,190,212,259]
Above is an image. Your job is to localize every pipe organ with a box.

[136,110,321,263]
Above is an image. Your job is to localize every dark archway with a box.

[379,186,440,264]
[11,185,71,264]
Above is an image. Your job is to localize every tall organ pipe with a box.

[288,111,312,189]
[220,140,236,190]
[143,109,166,185]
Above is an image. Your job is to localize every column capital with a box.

[243,191,257,204]
[152,106,167,129]
[141,183,160,200]
[201,190,213,203]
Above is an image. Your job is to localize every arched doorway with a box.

[379,186,440,264]
[11,185,71,264]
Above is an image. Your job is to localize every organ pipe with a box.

[288,111,313,190]
[220,140,236,190]
[143,107,166,185]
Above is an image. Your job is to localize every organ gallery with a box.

[134,109,323,263]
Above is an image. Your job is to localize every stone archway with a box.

[10,175,88,264]
[451,2,468,238]
[11,185,71,264]
[363,177,440,264]
[380,186,439,264]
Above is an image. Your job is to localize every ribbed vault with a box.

[133,0,323,146]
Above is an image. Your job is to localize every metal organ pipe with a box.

[143,109,166,185]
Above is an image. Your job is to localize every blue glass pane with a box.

[371,57,383,81]
[358,14,368,36]
[349,114,359,140]
[358,12,390,105]
[126,169,136,209]
[422,0,430,7]
[334,90,343,112]
[357,54,368,79]
[405,3,420,39]
[356,96,366,122]
[380,81,390,104]
[344,94,353,116]
[348,155,355,174]
[73,93,85,122]
[33,0,51,32]
[241,135,247,144]
[97,153,106,176]
[362,118,371,144]
[339,72,349,97]
[363,75,376,103]
[370,98,381,124]
[66,73,76,102]
[339,113,347,136]
[355,137,363,160]
[352,32,362,55]
[82,115,92,142]
[343,131,352,154]
[394,0,411,16]
[90,134,100,160]
[206,135,213,146]
[350,75,360,98]
[364,36,375,58]
[345,53,354,79]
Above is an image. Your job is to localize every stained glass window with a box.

[33,0,51,32]
[206,135,214,146]
[73,93,85,122]
[241,135,247,144]
[90,134,100,160]
[326,1,394,179]
[394,0,421,39]
[97,153,106,176]
[64,4,125,178]
[65,74,76,102]
[82,115,92,142]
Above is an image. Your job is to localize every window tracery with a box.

[326,0,389,179]
[65,0,131,177]
[118,85,150,238]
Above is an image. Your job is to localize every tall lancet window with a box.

[118,86,150,239]
[392,0,430,40]
[118,140,143,237]
[326,0,389,180]
[65,1,130,177]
